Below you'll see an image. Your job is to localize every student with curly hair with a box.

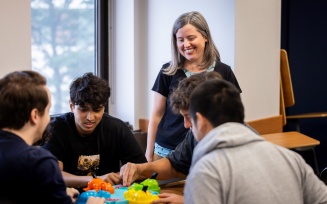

[43,73,147,189]
[121,72,224,204]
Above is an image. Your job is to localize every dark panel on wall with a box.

[281,0,327,172]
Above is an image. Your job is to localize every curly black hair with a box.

[70,72,111,109]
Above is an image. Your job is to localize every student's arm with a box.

[120,158,179,186]
[145,92,166,162]
[58,160,93,188]
[59,160,121,187]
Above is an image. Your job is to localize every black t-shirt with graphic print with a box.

[43,112,147,176]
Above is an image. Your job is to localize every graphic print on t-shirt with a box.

[77,154,100,176]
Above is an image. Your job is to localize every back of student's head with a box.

[170,72,223,114]
[189,79,244,127]
[70,72,110,109]
[0,71,48,129]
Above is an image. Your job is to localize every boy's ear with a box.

[196,112,212,133]
[196,112,206,131]
[29,108,39,125]
[69,101,74,112]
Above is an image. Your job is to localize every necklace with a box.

[183,61,216,78]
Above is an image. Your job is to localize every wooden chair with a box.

[247,60,322,174]
[246,115,283,135]
[139,118,149,133]
[131,119,150,154]
[280,49,327,131]
[246,115,320,175]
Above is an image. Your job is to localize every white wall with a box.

[108,0,136,124]
[0,0,31,78]
[235,0,281,121]
[0,0,281,129]
[109,0,281,129]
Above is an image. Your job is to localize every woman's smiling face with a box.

[176,23,208,65]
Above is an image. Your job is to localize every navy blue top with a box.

[152,61,241,150]
[0,130,72,204]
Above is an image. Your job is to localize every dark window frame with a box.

[95,0,109,112]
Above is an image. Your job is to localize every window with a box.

[31,0,108,115]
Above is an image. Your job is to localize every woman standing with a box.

[146,11,241,162]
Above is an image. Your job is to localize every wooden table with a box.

[160,180,185,195]
[262,131,320,175]
[262,131,320,149]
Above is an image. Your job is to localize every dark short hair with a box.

[170,71,223,114]
[0,70,48,129]
[189,79,244,127]
[70,72,110,109]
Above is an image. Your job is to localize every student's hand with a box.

[66,187,79,203]
[151,193,184,204]
[120,162,141,186]
[100,172,121,185]
[86,196,105,204]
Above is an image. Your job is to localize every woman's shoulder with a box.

[213,61,235,77]
[156,62,185,80]
[214,61,242,93]
[161,62,170,69]
[215,61,232,70]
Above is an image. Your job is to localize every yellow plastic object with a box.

[124,189,159,204]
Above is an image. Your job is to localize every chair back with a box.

[280,49,295,107]
[139,118,149,132]
[280,49,296,125]
[280,77,287,126]
[246,115,283,135]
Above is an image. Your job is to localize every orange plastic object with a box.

[83,177,115,194]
